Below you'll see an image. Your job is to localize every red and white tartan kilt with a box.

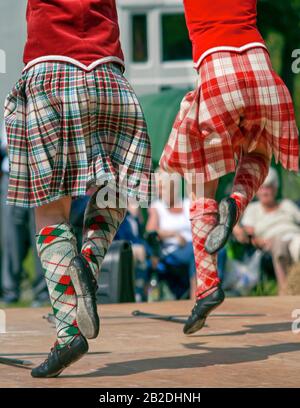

[160,48,299,182]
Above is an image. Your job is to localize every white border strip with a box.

[23,56,125,72]
[194,43,268,70]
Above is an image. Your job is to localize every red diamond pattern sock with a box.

[81,189,127,280]
[190,198,220,300]
[36,223,80,348]
[231,152,270,222]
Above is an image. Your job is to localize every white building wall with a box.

[117,0,196,95]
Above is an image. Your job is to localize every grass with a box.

[250,279,278,297]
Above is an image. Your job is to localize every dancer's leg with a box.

[184,180,225,334]
[231,146,271,222]
[205,143,271,254]
[81,188,127,280]
[35,197,80,347]
[32,197,88,379]
[68,187,127,339]
[190,180,220,299]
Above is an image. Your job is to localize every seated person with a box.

[234,168,300,295]
[146,169,196,299]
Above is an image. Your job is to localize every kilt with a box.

[160,48,299,182]
[4,62,153,208]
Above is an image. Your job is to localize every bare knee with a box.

[35,196,72,232]
[242,139,272,163]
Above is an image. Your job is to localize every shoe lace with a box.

[41,341,58,366]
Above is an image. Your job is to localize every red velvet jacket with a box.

[184,0,266,69]
[23,0,124,70]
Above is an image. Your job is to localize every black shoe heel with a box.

[69,255,100,339]
[183,287,225,335]
[31,335,88,378]
[205,197,237,254]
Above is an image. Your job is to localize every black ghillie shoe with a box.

[183,287,225,335]
[31,335,88,378]
[69,254,100,339]
[204,197,238,255]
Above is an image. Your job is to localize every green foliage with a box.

[257,1,300,200]
[258,0,300,42]
[258,0,300,125]
[249,279,278,297]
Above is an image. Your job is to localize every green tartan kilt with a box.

[4,62,153,208]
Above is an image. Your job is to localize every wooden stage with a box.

[1,296,300,388]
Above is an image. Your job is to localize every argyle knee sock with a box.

[190,198,220,300]
[36,223,80,348]
[231,152,270,222]
[81,190,127,280]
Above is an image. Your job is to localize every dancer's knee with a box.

[34,196,72,232]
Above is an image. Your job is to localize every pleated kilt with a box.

[160,48,299,182]
[4,62,153,207]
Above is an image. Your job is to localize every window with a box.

[132,14,148,63]
[161,13,192,62]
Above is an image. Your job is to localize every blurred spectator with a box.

[146,169,196,299]
[234,167,300,295]
[115,203,149,302]
[0,123,48,305]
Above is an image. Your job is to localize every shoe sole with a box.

[204,199,236,255]
[31,368,64,379]
[184,317,206,335]
[184,296,225,335]
[69,264,100,339]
